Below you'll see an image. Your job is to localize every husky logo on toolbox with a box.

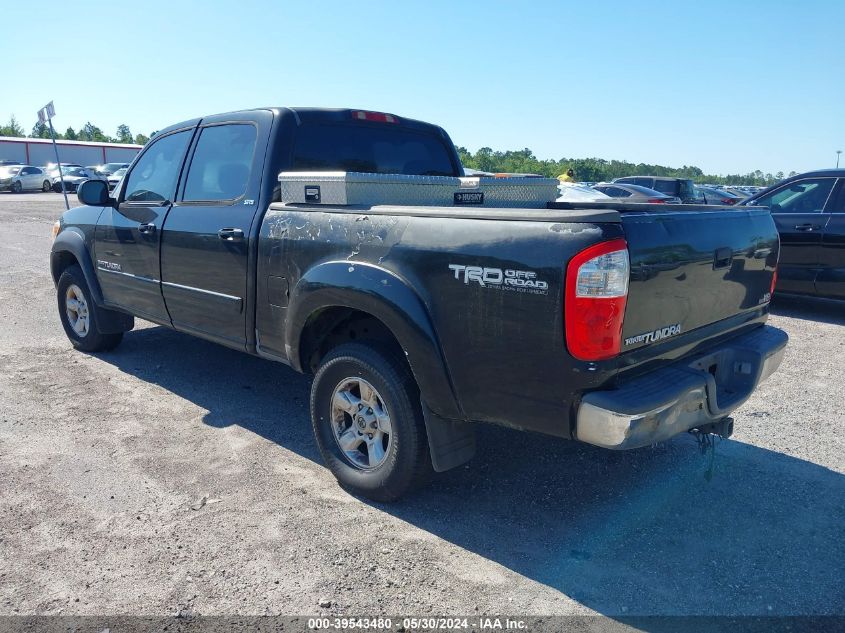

[624,323,683,347]
[454,191,484,205]
[448,264,549,294]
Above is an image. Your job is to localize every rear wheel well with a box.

[51,250,80,285]
[299,308,405,373]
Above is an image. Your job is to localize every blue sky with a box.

[3,0,842,175]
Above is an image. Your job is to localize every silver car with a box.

[593,182,681,204]
[51,167,105,193]
[106,167,128,190]
[0,165,52,193]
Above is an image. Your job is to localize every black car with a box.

[742,169,845,300]
[613,176,703,203]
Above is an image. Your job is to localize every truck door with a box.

[816,178,845,299]
[159,111,270,350]
[753,176,836,296]
[93,128,195,323]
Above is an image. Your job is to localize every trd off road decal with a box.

[448,264,549,295]
[624,323,682,347]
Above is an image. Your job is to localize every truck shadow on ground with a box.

[770,295,845,326]
[104,325,844,617]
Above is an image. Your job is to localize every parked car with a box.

[94,162,130,176]
[51,107,786,501]
[718,186,750,200]
[593,182,680,203]
[45,163,85,180]
[741,169,845,300]
[106,167,128,190]
[0,164,52,193]
[696,186,742,205]
[556,182,612,202]
[613,176,703,203]
[51,167,104,193]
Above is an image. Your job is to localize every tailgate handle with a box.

[713,247,733,270]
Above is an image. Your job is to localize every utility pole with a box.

[837,150,842,169]
[38,101,69,210]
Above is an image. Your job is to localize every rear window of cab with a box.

[292,123,457,177]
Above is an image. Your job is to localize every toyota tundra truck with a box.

[50,107,787,500]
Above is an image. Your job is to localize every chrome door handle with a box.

[218,228,244,241]
[138,222,156,235]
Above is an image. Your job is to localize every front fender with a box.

[51,228,103,304]
[287,261,463,420]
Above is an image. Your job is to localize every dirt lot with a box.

[0,192,843,618]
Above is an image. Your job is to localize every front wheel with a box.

[310,343,431,501]
[11,181,21,193]
[57,264,123,352]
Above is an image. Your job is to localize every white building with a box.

[0,136,142,167]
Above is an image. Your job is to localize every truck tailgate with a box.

[620,205,778,354]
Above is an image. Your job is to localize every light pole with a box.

[837,150,842,169]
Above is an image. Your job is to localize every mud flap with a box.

[422,402,476,472]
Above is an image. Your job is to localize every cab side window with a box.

[756,178,836,214]
[183,124,257,202]
[123,130,192,203]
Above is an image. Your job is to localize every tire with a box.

[42,180,51,192]
[310,342,431,502]
[52,183,61,193]
[57,264,123,352]
[11,181,21,193]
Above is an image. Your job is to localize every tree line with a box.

[0,115,154,146]
[457,147,797,186]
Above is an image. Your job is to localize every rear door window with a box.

[292,124,457,176]
[756,178,836,214]
[183,124,258,202]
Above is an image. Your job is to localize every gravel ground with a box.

[0,192,843,618]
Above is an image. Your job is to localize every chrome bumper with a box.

[576,325,788,449]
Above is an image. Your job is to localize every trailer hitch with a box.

[689,417,733,481]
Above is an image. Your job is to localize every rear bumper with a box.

[576,325,788,449]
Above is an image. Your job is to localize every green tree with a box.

[134,133,149,145]
[64,127,78,140]
[0,115,25,137]
[30,121,51,139]
[115,124,133,144]
[79,122,111,142]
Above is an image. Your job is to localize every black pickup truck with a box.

[50,107,787,500]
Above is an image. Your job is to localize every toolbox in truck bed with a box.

[277,171,559,208]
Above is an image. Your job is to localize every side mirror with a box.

[77,179,114,207]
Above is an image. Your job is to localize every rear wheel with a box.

[57,265,123,352]
[310,342,431,501]
[42,180,51,192]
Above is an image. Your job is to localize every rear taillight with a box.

[352,110,398,123]
[770,267,778,297]
[565,239,630,361]
[646,198,666,204]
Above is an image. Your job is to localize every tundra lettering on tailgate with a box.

[624,323,682,347]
